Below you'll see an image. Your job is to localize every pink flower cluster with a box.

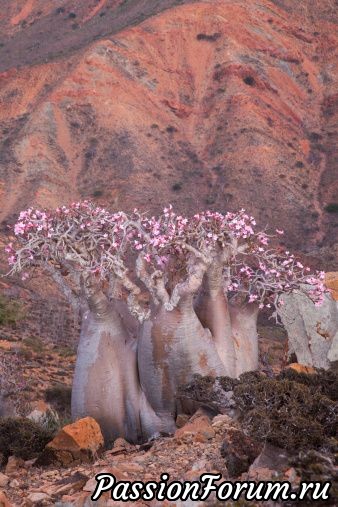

[6,202,327,309]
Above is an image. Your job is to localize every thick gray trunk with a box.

[229,303,259,377]
[278,290,338,369]
[138,295,226,428]
[71,288,163,444]
[195,266,236,377]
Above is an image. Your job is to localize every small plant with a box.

[0,295,23,327]
[172,182,182,191]
[92,189,104,198]
[196,33,221,42]
[23,336,44,353]
[166,126,177,133]
[243,76,255,86]
[0,417,54,464]
[45,384,72,417]
[325,203,338,213]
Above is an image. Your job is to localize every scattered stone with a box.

[220,427,263,477]
[26,492,51,505]
[0,341,12,351]
[0,473,9,488]
[113,438,131,450]
[50,471,88,496]
[5,456,25,475]
[175,412,215,442]
[9,479,19,488]
[36,417,104,467]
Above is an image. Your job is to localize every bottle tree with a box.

[6,202,326,441]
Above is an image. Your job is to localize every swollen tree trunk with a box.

[229,302,259,377]
[195,264,236,377]
[138,294,226,429]
[71,284,163,445]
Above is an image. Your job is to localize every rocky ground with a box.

[0,315,337,506]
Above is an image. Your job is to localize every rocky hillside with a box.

[0,0,337,267]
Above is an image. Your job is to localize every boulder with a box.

[174,411,215,442]
[37,417,104,466]
[278,289,338,369]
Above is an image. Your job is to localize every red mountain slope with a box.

[0,0,337,265]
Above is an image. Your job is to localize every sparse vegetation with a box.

[234,369,338,451]
[45,384,72,417]
[172,182,182,191]
[0,295,23,327]
[0,417,54,464]
[243,76,255,86]
[166,126,177,133]
[325,203,338,213]
[92,189,104,198]
[196,33,221,42]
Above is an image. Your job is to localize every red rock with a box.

[175,414,215,441]
[286,363,316,374]
[37,417,104,466]
[325,272,338,301]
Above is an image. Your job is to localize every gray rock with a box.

[278,289,338,369]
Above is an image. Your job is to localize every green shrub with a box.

[0,417,54,464]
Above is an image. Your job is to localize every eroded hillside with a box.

[0,0,337,266]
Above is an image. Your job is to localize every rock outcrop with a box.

[278,289,338,368]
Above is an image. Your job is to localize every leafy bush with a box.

[0,417,54,464]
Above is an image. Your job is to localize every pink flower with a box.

[249,294,258,303]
